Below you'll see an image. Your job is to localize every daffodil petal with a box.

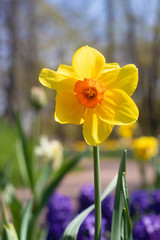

[83,109,114,146]
[100,63,120,73]
[97,89,139,125]
[39,68,77,93]
[55,92,85,124]
[72,46,105,80]
[57,65,79,78]
[98,64,138,96]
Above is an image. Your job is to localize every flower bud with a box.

[30,86,47,110]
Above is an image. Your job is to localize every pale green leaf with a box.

[20,199,33,240]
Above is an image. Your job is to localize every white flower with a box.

[35,136,63,169]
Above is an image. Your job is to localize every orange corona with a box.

[74,78,105,108]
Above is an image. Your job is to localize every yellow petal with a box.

[57,65,79,78]
[98,64,138,96]
[39,67,77,93]
[100,63,120,74]
[97,89,139,125]
[83,109,114,146]
[72,46,105,80]
[55,92,85,124]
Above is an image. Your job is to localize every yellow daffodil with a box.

[72,141,87,152]
[117,122,138,138]
[39,46,139,146]
[133,136,159,161]
[101,139,120,151]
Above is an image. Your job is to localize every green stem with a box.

[32,110,40,193]
[32,110,39,148]
[93,146,101,240]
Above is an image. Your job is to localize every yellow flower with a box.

[133,136,159,161]
[72,141,87,152]
[101,139,120,151]
[117,122,138,138]
[39,46,139,146]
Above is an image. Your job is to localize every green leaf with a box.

[62,175,117,240]
[122,173,132,240]
[36,152,86,213]
[1,201,18,240]
[110,150,133,240]
[2,184,15,204]
[3,224,19,240]
[35,161,53,199]
[15,112,34,191]
[20,199,33,240]
[28,153,86,240]
[8,197,23,238]
[16,141,29,185]
[2,184,23,236]
[1,200,9,227]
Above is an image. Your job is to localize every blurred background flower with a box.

[46,192,74,240]
[46,186,160,240]
[133,136,159,161]
[133,136,159,187]
[150,190,160,215]
[30,86,48,111]
[117,123,138,139]
[130,189,151,218]
[133,215,160,240]
[77,213,107,240]
[77,184,114,238]
[78,184,95,212]
[100,139,120,151]
[35,136,63,170]
[72,141,87,152]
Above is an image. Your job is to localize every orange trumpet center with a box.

[74,78,105,108]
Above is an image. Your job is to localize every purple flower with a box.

[130,190,151,217]
[78,184,114,233]
[150,190,160,214]
[46,192,73,240]
[133,215,160,240]
[102,195,114,230]
[77,213,107,240]
[78,184,95,212]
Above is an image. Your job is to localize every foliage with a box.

[0,118,21,187]
[1,113,133,240]
[110,150,132,240]
[63,176,117,240]
[0,111,85,240]
[62,150,132,240]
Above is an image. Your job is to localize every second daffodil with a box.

[39,46,139,146]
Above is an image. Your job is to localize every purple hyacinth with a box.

[102,195,114,230]
[46,192,73,240]
[150,190,160,214]
[78,184,114,230]
[78,184,95,212]
[133,215,160,240]
[77,213,107,240]
[130,190,151,217]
